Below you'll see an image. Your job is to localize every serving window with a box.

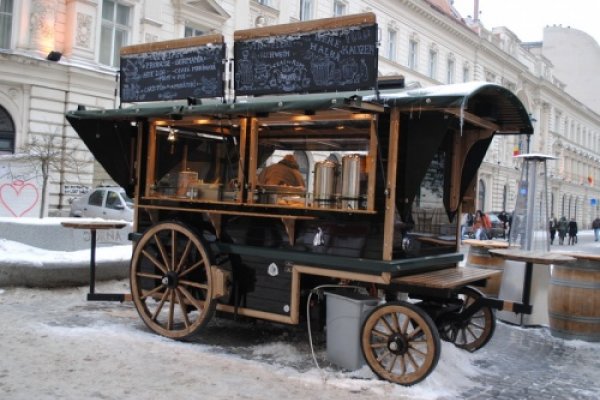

[145,118,244,204]
[247,111,378,212]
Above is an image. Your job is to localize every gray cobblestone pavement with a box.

[461,323,600,399]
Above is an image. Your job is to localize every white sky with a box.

[451,0,600,44]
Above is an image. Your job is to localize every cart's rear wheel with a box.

[130,221,215,340]
[361,302,441,386]
[439,286,495,352]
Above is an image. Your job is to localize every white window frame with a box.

[99,0,132,67]
[428,49,437,79]
[408,39,418,70]
[446,56,455,84]
[0,0,14,49]
[300,0,313,21]
[387,29,397,62]
[333,0,347,16]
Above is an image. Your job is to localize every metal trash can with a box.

[325,291,378,370]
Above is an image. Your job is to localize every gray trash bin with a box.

[325,291,379,371]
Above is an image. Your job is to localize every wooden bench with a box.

[392,266,500,289]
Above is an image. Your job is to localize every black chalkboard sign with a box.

[234,22,378,96]
[120,36,225,102]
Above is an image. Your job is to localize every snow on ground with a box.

[0,280,489,400]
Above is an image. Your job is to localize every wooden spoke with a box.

[140,284,165,301]
[179,260,204,279]
[136,271,163,280]
[361,302,440,386]
[130,222,216,340]
[153,233,171,271]
[175,289,191,328]
[178,285,205,313]
[175,240,193,273]
[151,290,169,321]
[179,279,209,291]
[141,249,168,275]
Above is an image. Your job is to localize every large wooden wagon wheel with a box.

[439,286,496,352]
[130,221,216,340]
[361,302,441,386]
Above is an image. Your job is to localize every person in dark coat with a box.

[568,218,578,245]
[258,154,305,187]
[548,215,557,245]
[557,216,568,245]
[592,217,600,242]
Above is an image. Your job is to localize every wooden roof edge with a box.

[120,34,225,55]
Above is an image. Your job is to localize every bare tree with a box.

[19,134,89,218]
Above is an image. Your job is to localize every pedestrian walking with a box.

[593,217,600,242]
[568,218,578,245]
[473,210,490,240]
[549,215,557,245]
[557,216,568,245]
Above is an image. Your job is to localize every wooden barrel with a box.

[549,254,600,342]
[463,239,508,297]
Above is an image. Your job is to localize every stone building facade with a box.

[0,0,598,225]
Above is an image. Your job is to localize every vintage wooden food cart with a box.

[66,13,534,385]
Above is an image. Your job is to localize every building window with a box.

[387,29,397,61]
[0,0,13,49]
[462,64,470,82]
[478,179,486,211]
[99,0,131,67]
[0,105,15,154]
[408,39,418,70]
[446,56,455,84]
[257,0,271,5]
[333,0,347,16]
[300,0,313,21]
[428,49,437,79]
[184,26,206,37]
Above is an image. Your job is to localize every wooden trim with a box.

[121,34,224,55]
[234,13,376,41]
[294,264,392,285]
[138,204,316,220]
[145,124,158,197]
[392,266,499,289]
[133,124,144,232]
[247,118,259,204]
[216,304,295,325]
[382,107,400,261]
[366,118,378,211]
[236,118,248,204]
[443,109,499,132]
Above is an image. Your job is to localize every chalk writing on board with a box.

[234,24,377,96]
[120,45,225,102]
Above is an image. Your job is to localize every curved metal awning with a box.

[370,82,533,135]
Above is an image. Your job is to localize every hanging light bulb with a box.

[167,126,177,142]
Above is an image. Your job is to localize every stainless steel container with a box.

[341,154,361,199]
[313,160,337,201]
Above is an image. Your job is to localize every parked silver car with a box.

[69,186,133,221]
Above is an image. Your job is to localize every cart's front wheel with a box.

[439,286,495,352]
[361,302,441,386]
[130,222,215,340]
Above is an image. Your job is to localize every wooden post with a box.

[383,108,400,261]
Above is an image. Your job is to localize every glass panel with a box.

[99,25,112,65]
[0,0,14,13]
[116,4,129,26]
[150,122,242,204]
[88,190,104,206]
[184,26,193,37]
[254,115,373,210]
[102,0,115,21]
[0,138,12,151]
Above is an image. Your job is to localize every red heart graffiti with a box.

[0,180,40,217]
